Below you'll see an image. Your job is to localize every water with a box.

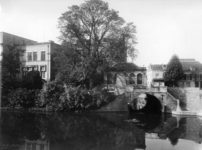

[0,111,202,150]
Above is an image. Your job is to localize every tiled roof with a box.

[109,62,146,72]
[150,64,167,71]
[179,59,202,72]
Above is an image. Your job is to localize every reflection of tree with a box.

[167,118,186,146]
[0,112,146,149]
[168,137,178,146]
[2,112,202,150]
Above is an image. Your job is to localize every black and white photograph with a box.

[0,0,202,149]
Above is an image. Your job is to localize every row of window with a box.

[179,81,200,87]
[22,65,46,72]
[22,65,47,78]
[183,74,202,81]
[107,73,143,85]
[27,51,46,61]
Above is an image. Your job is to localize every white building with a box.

[147,64,167,87]
[20,41,60,81]
[0,32,60,81]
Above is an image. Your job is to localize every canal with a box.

[0,111,202,150]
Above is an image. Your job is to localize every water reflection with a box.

[0,111,202,150]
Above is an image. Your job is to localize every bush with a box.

[7,88,40,109]
[40,81,115,111]
[23,71,43,90]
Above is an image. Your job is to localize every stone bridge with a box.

[98,87,180,113]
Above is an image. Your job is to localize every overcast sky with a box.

[0,0,202,67]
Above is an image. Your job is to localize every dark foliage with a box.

[23,70,43,90]
[39,81,116,111]
[7,88,40,109]
[164,54,184,86]
[2,44,25,93]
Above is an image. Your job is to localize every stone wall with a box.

[181,88,202,112]
[168,87,202,112]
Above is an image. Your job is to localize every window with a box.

[200,74,202,80]
[191,74,195,80]
[41,51,46,61]
[34,65,38,71]
[124,73,129,84]
[186,75,190,80]
[196,75,200,81]
[41,71,45,78]
[40,65,46,71]
[27,67,33,72]
[33,52,37,61]
[183,74,186,80]
[195,81,199,87]
[129,73,135,84]
[137,74,143,84]
[27,52,32,61]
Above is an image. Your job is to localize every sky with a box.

[0,0,202,67]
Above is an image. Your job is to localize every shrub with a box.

[23,71,43,90]
[7,88,39,109]
[41,81,115,111]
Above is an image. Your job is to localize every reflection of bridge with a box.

[97,112,202,147]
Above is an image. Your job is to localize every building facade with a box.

[178,59,202,88]
[104,63,147,94]
[20,41,59,81]
[147,59,202,88]
[0,32,60,81]
[147,64,167,87]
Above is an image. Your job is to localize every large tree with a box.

[2,44,25,91]
[164,54,184,86]
[57,0,138,87]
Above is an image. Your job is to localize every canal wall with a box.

[169,87,202,112]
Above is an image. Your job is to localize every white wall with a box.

[21,43,51,81]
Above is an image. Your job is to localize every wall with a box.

[20,43,51,81]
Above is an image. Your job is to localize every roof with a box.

[108,62,146,72]
[179,59,202,72]
[150,64,167,71]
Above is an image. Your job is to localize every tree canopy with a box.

[2,44,25,91]
[164,54,184,86]
[56,0,138,87]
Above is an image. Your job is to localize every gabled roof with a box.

[150,64,167,71]
[109,62,146,72]
[179,59,202,72]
